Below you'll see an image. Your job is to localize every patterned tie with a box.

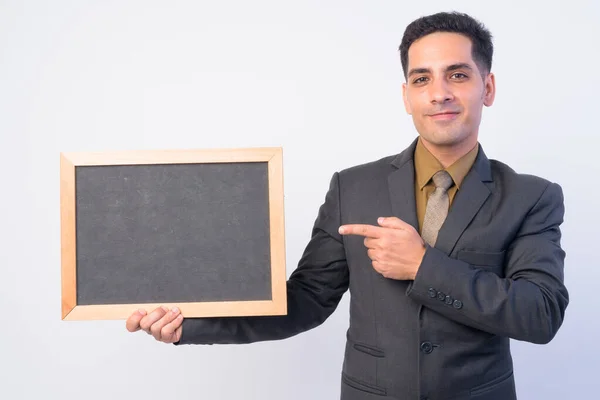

[421,170,454,247]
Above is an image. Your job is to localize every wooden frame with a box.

[60,147,286,320]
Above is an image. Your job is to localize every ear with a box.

[402,82,412,114]
[483,72,496,107]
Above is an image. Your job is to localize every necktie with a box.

[421,170,454,247]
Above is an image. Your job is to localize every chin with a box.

[421,132,468,147]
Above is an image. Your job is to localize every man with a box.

[126,11,568,400]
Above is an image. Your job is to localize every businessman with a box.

[126,11,568,400]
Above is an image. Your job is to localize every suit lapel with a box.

[434,145,493,255]
[388,161,419,232]
[387,140,494,256]
[388,139,419,232]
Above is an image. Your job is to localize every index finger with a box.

[125,309,147,332]
[338,224,383,238]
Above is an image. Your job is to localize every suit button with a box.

[420,341,433,354]
[453,300,463,309]
[437,292,446,301]
[428,288,437,298]
[445,295,453,305]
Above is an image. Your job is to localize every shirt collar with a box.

[414,137,479,190]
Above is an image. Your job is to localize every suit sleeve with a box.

[175,173,349,345]
[407,182,569,344]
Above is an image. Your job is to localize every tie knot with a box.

[432,170,453,191]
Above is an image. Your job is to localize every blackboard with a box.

[60,148,286,320]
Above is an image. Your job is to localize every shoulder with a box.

[489,159,564,206]
[336,154,397,182]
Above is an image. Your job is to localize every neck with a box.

[420,136,478,168]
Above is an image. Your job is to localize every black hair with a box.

[399,11,493,79]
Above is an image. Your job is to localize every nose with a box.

[429,79,454,104]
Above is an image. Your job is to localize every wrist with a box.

[412,244,427,280]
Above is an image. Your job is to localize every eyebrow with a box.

[407,63,474,78]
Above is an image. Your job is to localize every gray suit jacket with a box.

[178,138,569,400]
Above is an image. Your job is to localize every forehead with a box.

[407,32,475,69]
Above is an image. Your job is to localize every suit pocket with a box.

[470,370,515,398]
[342,372,387,396]
[342,336,385,395]
[456,250,506,278]
[457,250,505,267]
[353,342,385,358]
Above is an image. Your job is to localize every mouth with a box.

[429,111,460,121]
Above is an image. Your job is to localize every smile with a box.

[429,112,459,121]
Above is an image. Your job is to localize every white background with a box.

[1,0,598,398]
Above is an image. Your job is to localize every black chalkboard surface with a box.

[60,148,286,320]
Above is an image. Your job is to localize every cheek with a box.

[407,95,428,120]
[470,99,485,120]
[412,113,427,129]
[461,93,484,120]
[406,90,428,110]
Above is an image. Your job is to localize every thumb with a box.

[377,216,408,230]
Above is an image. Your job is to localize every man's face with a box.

[402,32,495,149]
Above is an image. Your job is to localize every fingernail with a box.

[177,314,183,320]
[138,309,147,315]
[161,306,169,313]
[378,217,384,223]
[338,227,345,234]
[172,307,179,314]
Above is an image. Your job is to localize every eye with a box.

[451,72,468,80]
[412,77,428,84]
